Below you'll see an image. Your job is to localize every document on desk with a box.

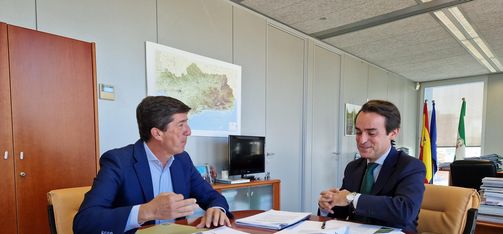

[326,220,403,234]
[275,220,348,234]
[274,220,404,234]
[193,226,250,234]
[235,209,311,230]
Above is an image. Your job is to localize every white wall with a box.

[485,74,503,156]
[0,0,418,212]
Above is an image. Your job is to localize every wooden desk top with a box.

[186,210,328,234]
[476,220,503,234]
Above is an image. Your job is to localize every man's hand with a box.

[330,189,351,206]
[318,188,339,214]
[196,207,231,228]
[138,192,197,223]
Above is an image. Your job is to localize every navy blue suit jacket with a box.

[73,140,231,234]
[329,147,425,233]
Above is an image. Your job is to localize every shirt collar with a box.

[368,146,391,166]
[143,142,175,168]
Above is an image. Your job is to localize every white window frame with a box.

[418,75,488,158]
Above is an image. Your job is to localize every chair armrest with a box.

[47,204,57,234]
[463,208,478,234]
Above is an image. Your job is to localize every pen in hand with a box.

[321,221,326,229]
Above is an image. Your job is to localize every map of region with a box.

[156,63,234,114]
[146,41,241,137]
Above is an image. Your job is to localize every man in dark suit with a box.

[318,100,426,233]
[74,96,231,234]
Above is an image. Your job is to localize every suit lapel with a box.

[349,159,367,192]
[133,140,154,201]
[372,147,399,194]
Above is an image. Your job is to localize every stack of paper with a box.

[235,210,311,230]
[479,177,503,223]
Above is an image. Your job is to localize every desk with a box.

[139,210,412,234]
[476,220,503,234]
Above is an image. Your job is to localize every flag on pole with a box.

[455,98,466,161]
[419,100,432,183]
[430,100,438,177]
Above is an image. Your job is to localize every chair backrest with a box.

[47,186,91,234]
[450,159,497,190]
[418,184,480,234]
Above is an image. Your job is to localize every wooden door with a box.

[0,22,18,234]
[8,25,98,234]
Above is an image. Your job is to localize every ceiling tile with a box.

[235,0,503,81]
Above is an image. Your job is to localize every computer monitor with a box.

[228,135,265,179]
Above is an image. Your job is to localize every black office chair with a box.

[450,159,497,190]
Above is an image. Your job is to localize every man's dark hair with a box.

[355,100,401,134]
[136,96,191,142]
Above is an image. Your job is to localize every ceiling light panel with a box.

[473,37,495,58]
[430,2,502,73]
[434,11,466,41]
[448,7,479,38]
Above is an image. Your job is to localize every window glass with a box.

[424,81,484,164]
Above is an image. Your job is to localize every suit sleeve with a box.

[184,156,233,218]
[73,152,133,234]
[354,159,426,226]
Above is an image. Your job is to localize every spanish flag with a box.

[419,100,433,183]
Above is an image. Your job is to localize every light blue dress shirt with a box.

[124,143,176,231]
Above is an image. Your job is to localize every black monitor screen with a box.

[228,135,265,176]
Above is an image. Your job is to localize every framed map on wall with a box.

[146,41,241,137]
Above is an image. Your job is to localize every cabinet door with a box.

[0,22,17,234]
[266,25,304,212]
[221,187,250,211]
[8,25,98,234]
[249,185,273,210]
[308,45,341,213]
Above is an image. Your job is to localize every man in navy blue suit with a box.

[318,100,426,233]
[74,96,231,234]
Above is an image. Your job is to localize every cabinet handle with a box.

[19,152,24,160]
[250,191,254,197]
[20,172,26,177]
[266,152,275,156]
[3,151,7,160]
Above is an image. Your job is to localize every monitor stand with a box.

[241,175,256,181]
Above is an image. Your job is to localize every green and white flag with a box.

[455,98,466,160]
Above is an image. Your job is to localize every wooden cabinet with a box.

[213,179,280,211]
[0,22,98,234]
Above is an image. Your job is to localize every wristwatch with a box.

[346,192,357,204]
